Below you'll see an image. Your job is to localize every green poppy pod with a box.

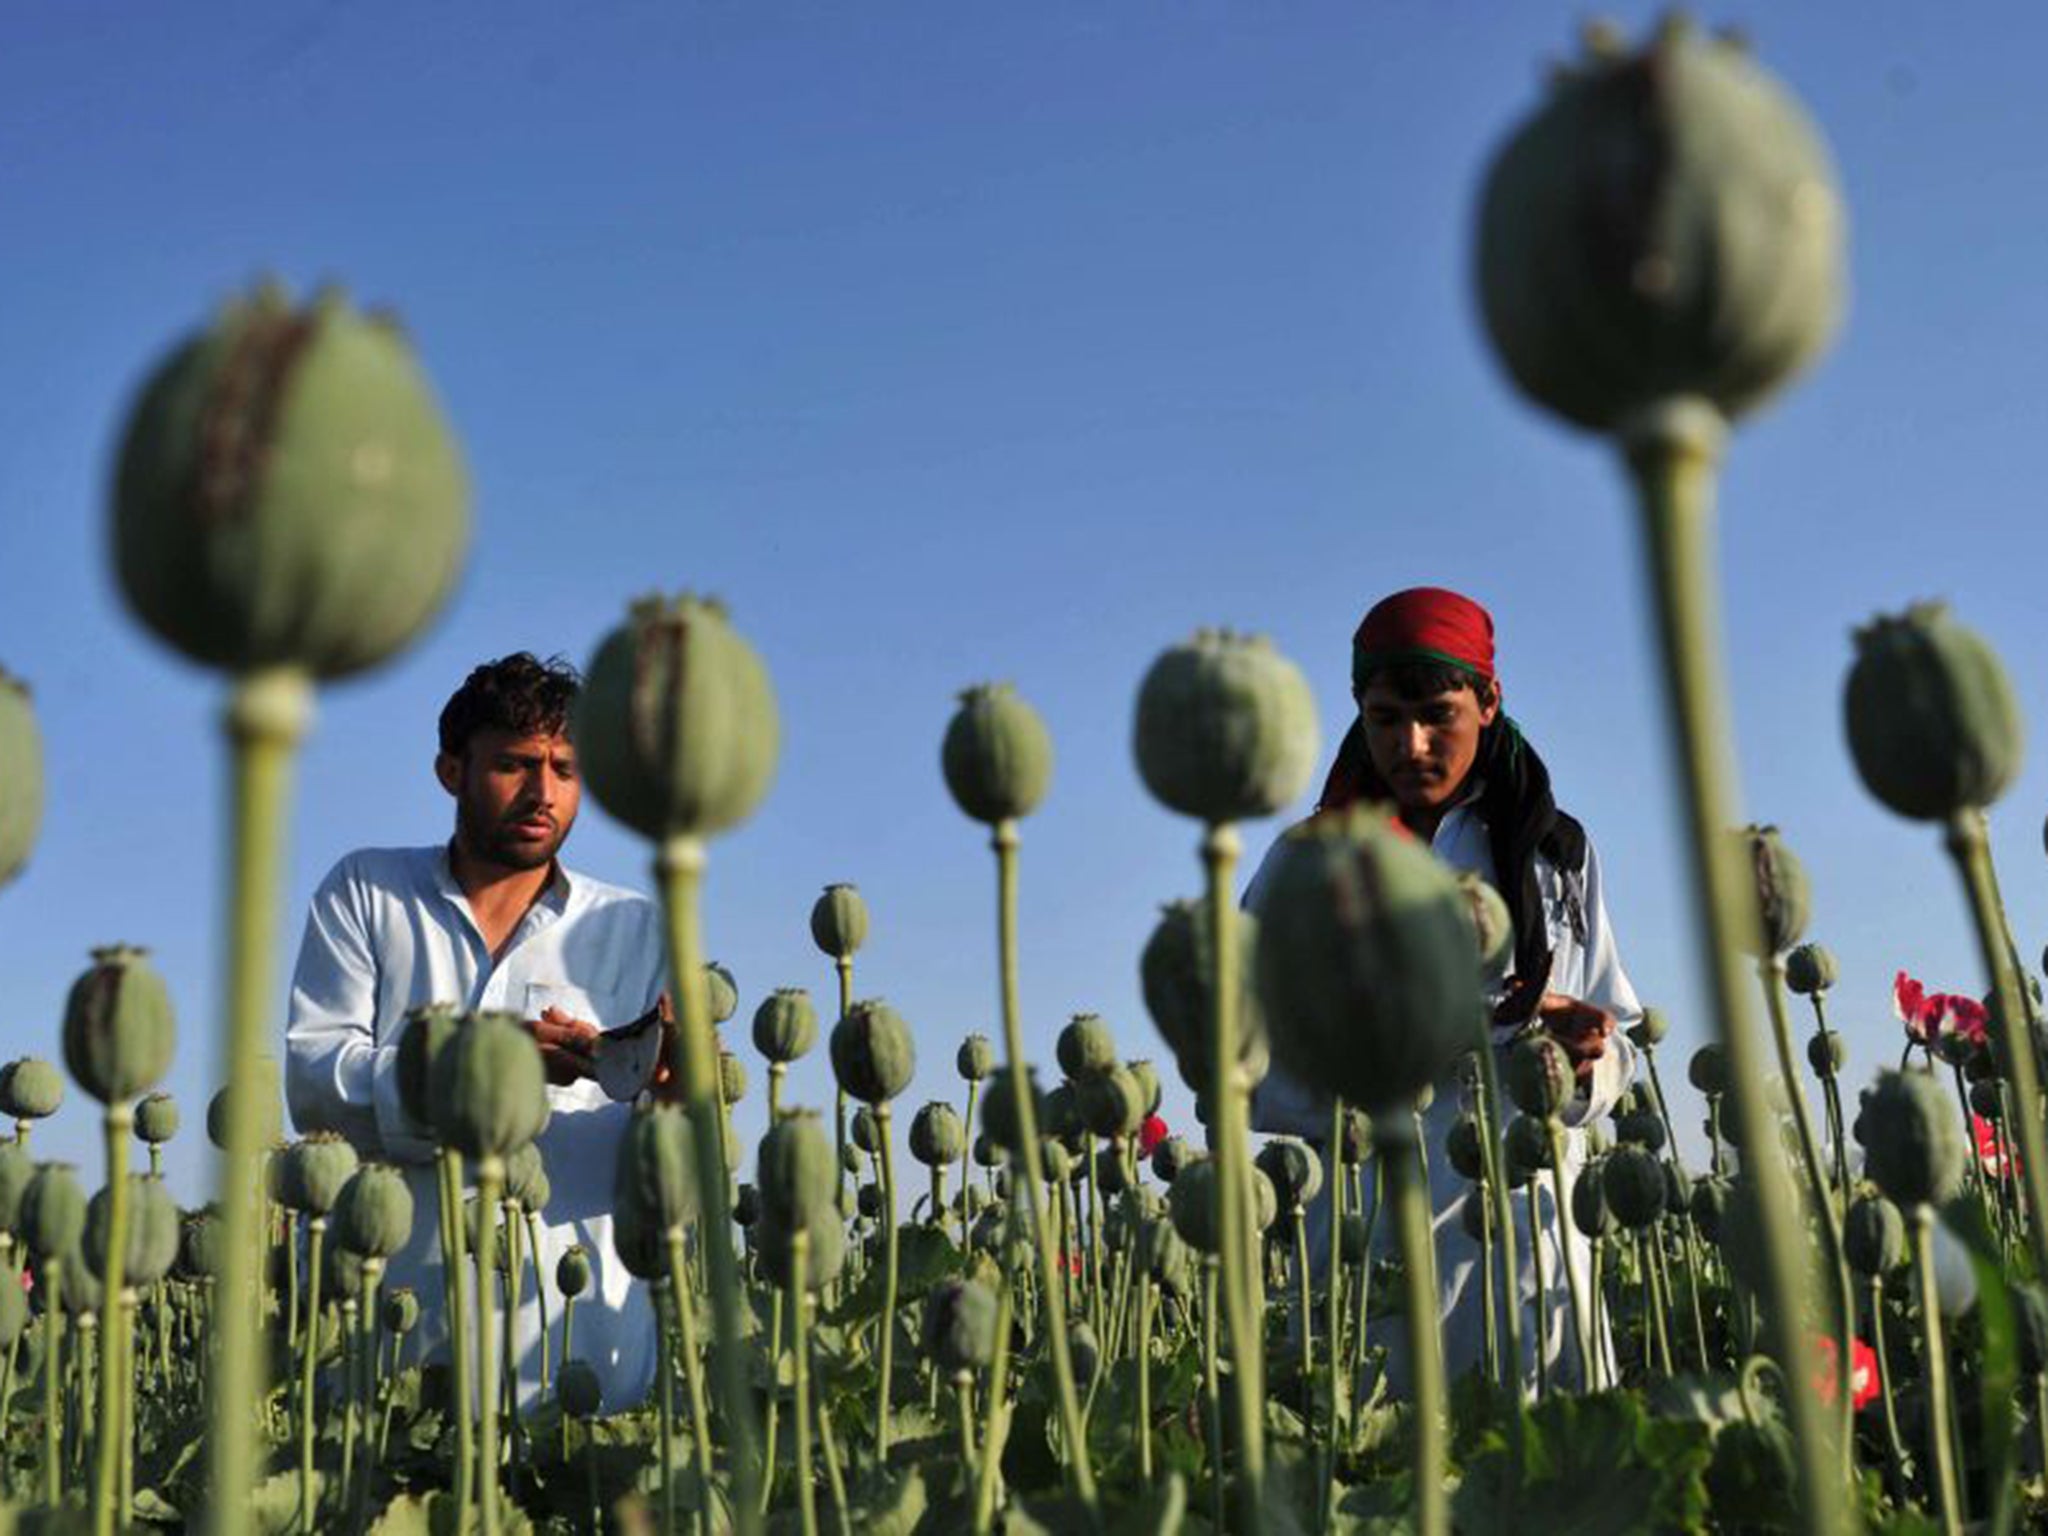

[1068,1321,1101,1387]
[1808,1032,1847,1079]
[1337,1109,1372,1166]
[718,1051,748,1107]
[1127,1060,1163,1118]
[0,1271,28,1350]
[1730,824,1810,957]
[1784,943,1838,997]
[756,1111,839,1227]
[559,1357,604,1419]
[1040,1140,1073,1186]
[809,884,868,961]
[1456,871,1516,989]
[1248,1167,1280,1233]
[0,670,44,891]
[700,962,739,1027]
[1133,630,1320,824]
[942,683,1054,825]
[1167,1158,1220,1255]
[60,1264,103,1319]
[0,1144,32,1237]
[280,1134,360,1218]
[850,1107,882,1156]
[1844,1194,1906,1278]
[0,1057,62,1123]
[575,594,780,842]
[1044,1083,1085,1147]
[908,1102,966,1169]
[1056,1016,1117,1081]
[1150,1136,1196,1184]
[830,1000,916,1106]
[1969,1080,2002,1121]
[1473,18,1844,434]
[1503,1114,1554,1179]
[110,284,470,680]
[923,1278,1000,1374]
[556,1244,592,1300]
[1615,1110,1667,1153]
[332,1164,414,1260]
[134,1091,179,1146]
[1255,1137,1323,1213]
[84,1174,180,1289]
[733,1183,761,1228]
[1458,1191,1491,1243]
[972,1134,1002,1171]
[1846,603,2022,822]
[752,989,817,1066]
[1446,1117,1485,1181]
[1337,1213,1370,1266]
[756,1208,846,1294]
[1505,1034,1574,1121]
[504,1143,550,1212]
[615,1105,698,1235]
[1628,1006,1670,1050]
[1095,1147,1131,1198]
[955,1034,995,1083]
[1255,807,1485,1114]
[1571,1164,1613,1239]
[979,1066,1042,1154]
[609,1195,665,1282]
[204,1066,283,1154]
[62,944,176,1106]
[1140,1211,1188,1278]
[430,1011,548,1162]
[383,1287,420,1335]
[177,1209,223,1280]
[326,1242,367,1302]
[1688,1045,1729,1097]
[1857,1070,1965,1210]
[1689,1177,1730,1241]
[1601,1145,1667,1230]
[393,1005,463,1135]
[1663,1163,1691,1216]
[1139,898,1270,1093]
[1076,1066,1146,1142]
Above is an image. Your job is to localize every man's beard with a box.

[457,800,570,872]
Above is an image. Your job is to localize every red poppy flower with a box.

[1895,971,1941,1045]
[1974,1113,2019,1181]
[1811,1334,1881,1412]
[1943,996,1989,1048]
[1139,1114,1170,1158]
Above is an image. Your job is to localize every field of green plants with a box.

[0,17,2043,1535]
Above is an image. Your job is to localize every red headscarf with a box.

[1350,586,1496,692]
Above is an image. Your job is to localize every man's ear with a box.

[1477,681,1503,727]
[434,751,463,797]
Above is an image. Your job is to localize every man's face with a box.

[1357,677,1500,819]
[437,728,581,873]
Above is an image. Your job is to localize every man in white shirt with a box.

[285,653,666,1409]
[1251,586,1638,1392]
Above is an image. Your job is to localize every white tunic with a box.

[1248,800,1641,1393]
[284,845,666,1411]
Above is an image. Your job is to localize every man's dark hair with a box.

[1354,658,1491,703]
[438,653,581,757]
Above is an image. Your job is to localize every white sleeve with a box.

[1558,836,1641,1129]
[284,862,433,1164]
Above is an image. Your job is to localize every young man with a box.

[284,653,667,1410]
[1250,586,1639,1391]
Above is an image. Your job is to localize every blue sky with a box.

[6,3,2047,1199]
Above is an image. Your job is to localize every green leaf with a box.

[1453,1389,1711,1536]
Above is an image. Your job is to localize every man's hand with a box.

[529,1006,598,1086]
[1535,992,1616,1084]
[648,992,684,1104]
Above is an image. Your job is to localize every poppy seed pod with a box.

[134,1091,179,1146]
[718,1051,747,1107]
[1255,1137,1323,1213]
[972,1134,1001,1171]
[1571,1164,1613,1239]
[0,670,43,891]
[1784,943,1838,997]
[0,1057,63,1123]
[1504,1114,1554,1178]
[752,989,817,1066]
[850,1107,882,1156]
[430,1011,548,1162]
[956,1034,994,1083]
[1128,1060,1163,1118]
[616,1105,698,1234]
[1459,1191,1492,1243]
[1733,825,1810,957]
[1255,807,1485,1114]
[979,1066,1042,1153]
[280,1133,360,1218]
[923,1278,1000,1374]
[1628,1007,1670,1050]
[0,1144,32,1236]
[830,999,916,1106]
[0,1275,28,1350]
[1688,1045,1729,1098]
[559,1358,603,1419]
[1846,603,2022,822]
[84,1174,180,1288]
[733,1183,761,1227]
[110,284,470,680]
[757,1111,839,1226]
[574,594,780,842]
[809,884,868,961]
[1456,871,1515,989]
[556,1244,592,1300]
[1057,1016,1118,1081]
[1808,1032,1846,1078]
[1602,1145,1668,1230]
[1133,629,1320,825]
[20,1163,85,1262]
[1615,1109,1667,1153]
[383,1287,420,1335]
[1338,1109,1372,1166]
[756,1208,847,1293]
[942,683,1054,825]
[1690,1177,1730,1241]
[1248,1167,1279,1233]
[62,944,176,1106]
[1076,1067,1146,1142]
[393,1003,462,1132]
[1506,1034,1575,1120]
[1040,1140,1073,1186]
[505,1143,550,1212]
[1844,1194,1906,1278]
[1150,1136,1196,1184]
[1140,899,1270,1093]
[1857,1070,1966,1210]
[177,1209,223,1281]
[1474,18,1844,435]
[1167,1158,1220,1255]
[332,1164,414,1260]
[204,1077,283,1154]
[1446,1117,1485,1181]
[1068,1322,1101,1386]
[908,1102,966,1169]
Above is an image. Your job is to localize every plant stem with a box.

[1384,1126,1445,1536]
[1622,402,1846,1533]
[42,1261,63,1506]
[664,1230,714,1527]
[299,1217,326,1534]
[208,668,309,1536]
[440,1149,475,1522]
[91,1108,132,1536]
[791,1232,818,1536]
[760,1287,783,1514]
[476,1157,504,1536]
[1544,1125,1593,1392]
[1912,1207,1962,1536]
[971,1273,1015,1535]
[656,1279,678,1536]
[1200,1257,1225,1536]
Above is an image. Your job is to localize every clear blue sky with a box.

[6,3,2047,1199]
